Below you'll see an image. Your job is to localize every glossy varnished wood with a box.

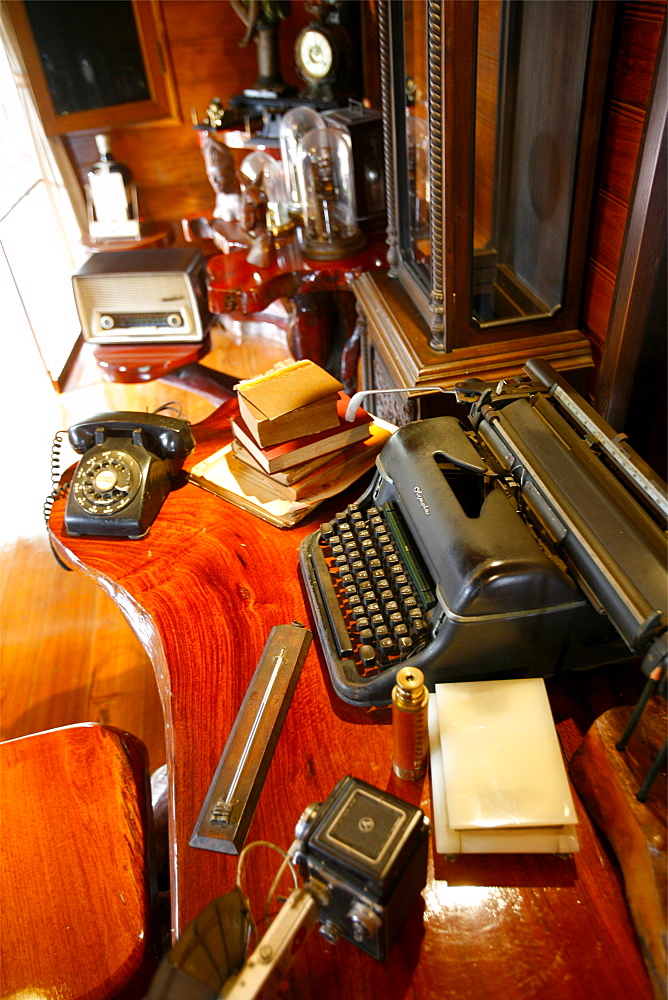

[47,403,654,1000]
[570,699,667,1000]
[0,311,290,774]
[0,535,168,773]
[206,232,387,384]
[584,0,666,357]
[206,232,388,316]
[0,723,157,999]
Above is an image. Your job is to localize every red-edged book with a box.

[230,394,372,473]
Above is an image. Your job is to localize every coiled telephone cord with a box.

[43,430,70,526]
[43,431,73,571]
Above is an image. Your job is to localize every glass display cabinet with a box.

[353,0,618,424]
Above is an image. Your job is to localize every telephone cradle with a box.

[64,411,195,540]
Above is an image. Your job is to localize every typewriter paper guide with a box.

[429,678,579,854]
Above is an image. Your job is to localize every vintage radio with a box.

[72,248,213,345]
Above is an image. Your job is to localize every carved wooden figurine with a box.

[190,134,274,268]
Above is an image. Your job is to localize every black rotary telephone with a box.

[63,411,195,539]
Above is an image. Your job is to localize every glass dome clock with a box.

[297,125,365,260]
[279,106,325,219]
[239,151,293,236]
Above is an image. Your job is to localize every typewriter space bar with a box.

[311,545,353,658]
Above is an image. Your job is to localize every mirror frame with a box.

[380,0,618,353]
[4,0,179,135]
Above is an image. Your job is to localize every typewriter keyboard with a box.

[311,501,436,676]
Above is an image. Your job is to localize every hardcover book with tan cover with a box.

[235,360,343,447]
[230,396,372,473]
[187,422,392,528]
[226,423,392,502]
[230,439,337,485]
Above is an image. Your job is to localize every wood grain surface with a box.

[48,401,654,1000]
[570,700,667,1000]
[0,723,157,999]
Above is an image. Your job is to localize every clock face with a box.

[297,29,334,82]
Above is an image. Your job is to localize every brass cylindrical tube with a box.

[392,666,429,780]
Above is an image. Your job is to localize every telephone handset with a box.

[64,411,195,539]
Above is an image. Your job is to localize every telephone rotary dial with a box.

[71,450,142,516]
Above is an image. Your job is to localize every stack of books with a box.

[189,360,393,527]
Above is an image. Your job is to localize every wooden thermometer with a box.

[190,622,312,855]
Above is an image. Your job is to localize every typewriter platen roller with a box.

[299,359,667,707]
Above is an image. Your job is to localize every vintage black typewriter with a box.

[299,359,667,706]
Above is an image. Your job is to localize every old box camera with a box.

[291,775,430,960]
[72,247,213,344]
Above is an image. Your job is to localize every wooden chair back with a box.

[1,723,158,999]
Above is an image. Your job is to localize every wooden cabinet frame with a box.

[4,0,179,134]
[385,0,617,349]
[354,0,620,420]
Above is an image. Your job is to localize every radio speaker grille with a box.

[76,273,191,312]
[72,254,212,344]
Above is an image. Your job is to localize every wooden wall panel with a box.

[588,190,629,277]
[582,1,665,356]
[598,105,647,201]
[582,261,616,363]
[609,0,666,107]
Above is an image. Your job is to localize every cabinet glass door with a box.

[4,0,178,134]
[471,0,594,328]
[382,0,615,353]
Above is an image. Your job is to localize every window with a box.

[0,20,88,386]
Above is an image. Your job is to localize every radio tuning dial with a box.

[167,313,183,328]
[99,314,114,330]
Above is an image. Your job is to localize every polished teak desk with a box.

[49,401,655,1000]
